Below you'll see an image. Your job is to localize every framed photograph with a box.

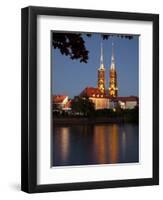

[21,6,159,193]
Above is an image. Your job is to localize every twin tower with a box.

[97,42,118,97]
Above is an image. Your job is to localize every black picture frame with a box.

[21,6,159,193]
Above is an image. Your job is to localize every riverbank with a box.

[53,117,132,125]
[53,107,138,125]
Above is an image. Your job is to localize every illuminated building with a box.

[54,42,138,111]
[53,95,72,111]
[80,42,138,110]
[111,96,138,109]
[108,43,118,97]
[97,43,106,94]
[80,87,110,110]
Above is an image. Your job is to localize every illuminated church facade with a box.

[80,42,138,110]
[97,42,118,97]
[108,43,118,97]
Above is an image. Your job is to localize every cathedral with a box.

[80,42,138,110]
[97,42,118,97]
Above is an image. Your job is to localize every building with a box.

[110,96,138,110]
[80,87,110,110]
[97,43,106,94]
[80,42,138,110]
[108,43,118,97]
[53,42,138,112]
[53,95,71,111]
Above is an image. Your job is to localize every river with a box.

[52,123,139,166]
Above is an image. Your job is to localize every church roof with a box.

[80,87,107,98]
[80,88,138,102]
[53,95,68,104]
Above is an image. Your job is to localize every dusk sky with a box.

[52,33,139,98]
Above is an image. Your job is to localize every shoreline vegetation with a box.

[53,107,139,125]
[53,117,136,126]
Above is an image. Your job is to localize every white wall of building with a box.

[90,98,110,110]
[125,101,137,109]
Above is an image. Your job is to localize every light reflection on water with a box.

[52,123,139,166]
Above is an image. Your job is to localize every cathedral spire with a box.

[100,42,103,65]
[110,42,116,70]
[109,42,118,97]
[97,42,105,93]
[99,42,105,69]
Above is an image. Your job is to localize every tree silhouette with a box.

[52,32,133,63]
[71,96,95,116]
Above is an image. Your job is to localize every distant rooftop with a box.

[80,87,138,102]
[80,87,107,98]
[53,95,68,104]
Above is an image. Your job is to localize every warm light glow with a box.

[60,128,70,162]
[93,124,119,164]
[94,126,107,164]
[122,131,127,160]
[108,124,119,163]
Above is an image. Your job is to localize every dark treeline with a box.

[53,97,138,123]
[53,107,139,123]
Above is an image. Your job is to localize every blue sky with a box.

[52,33,139,98]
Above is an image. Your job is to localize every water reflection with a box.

[53,123,139,166]
[109,124,119,163]
[60,128,70,162]
[122,131,126,161]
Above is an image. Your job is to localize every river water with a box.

[52,123,139,166]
